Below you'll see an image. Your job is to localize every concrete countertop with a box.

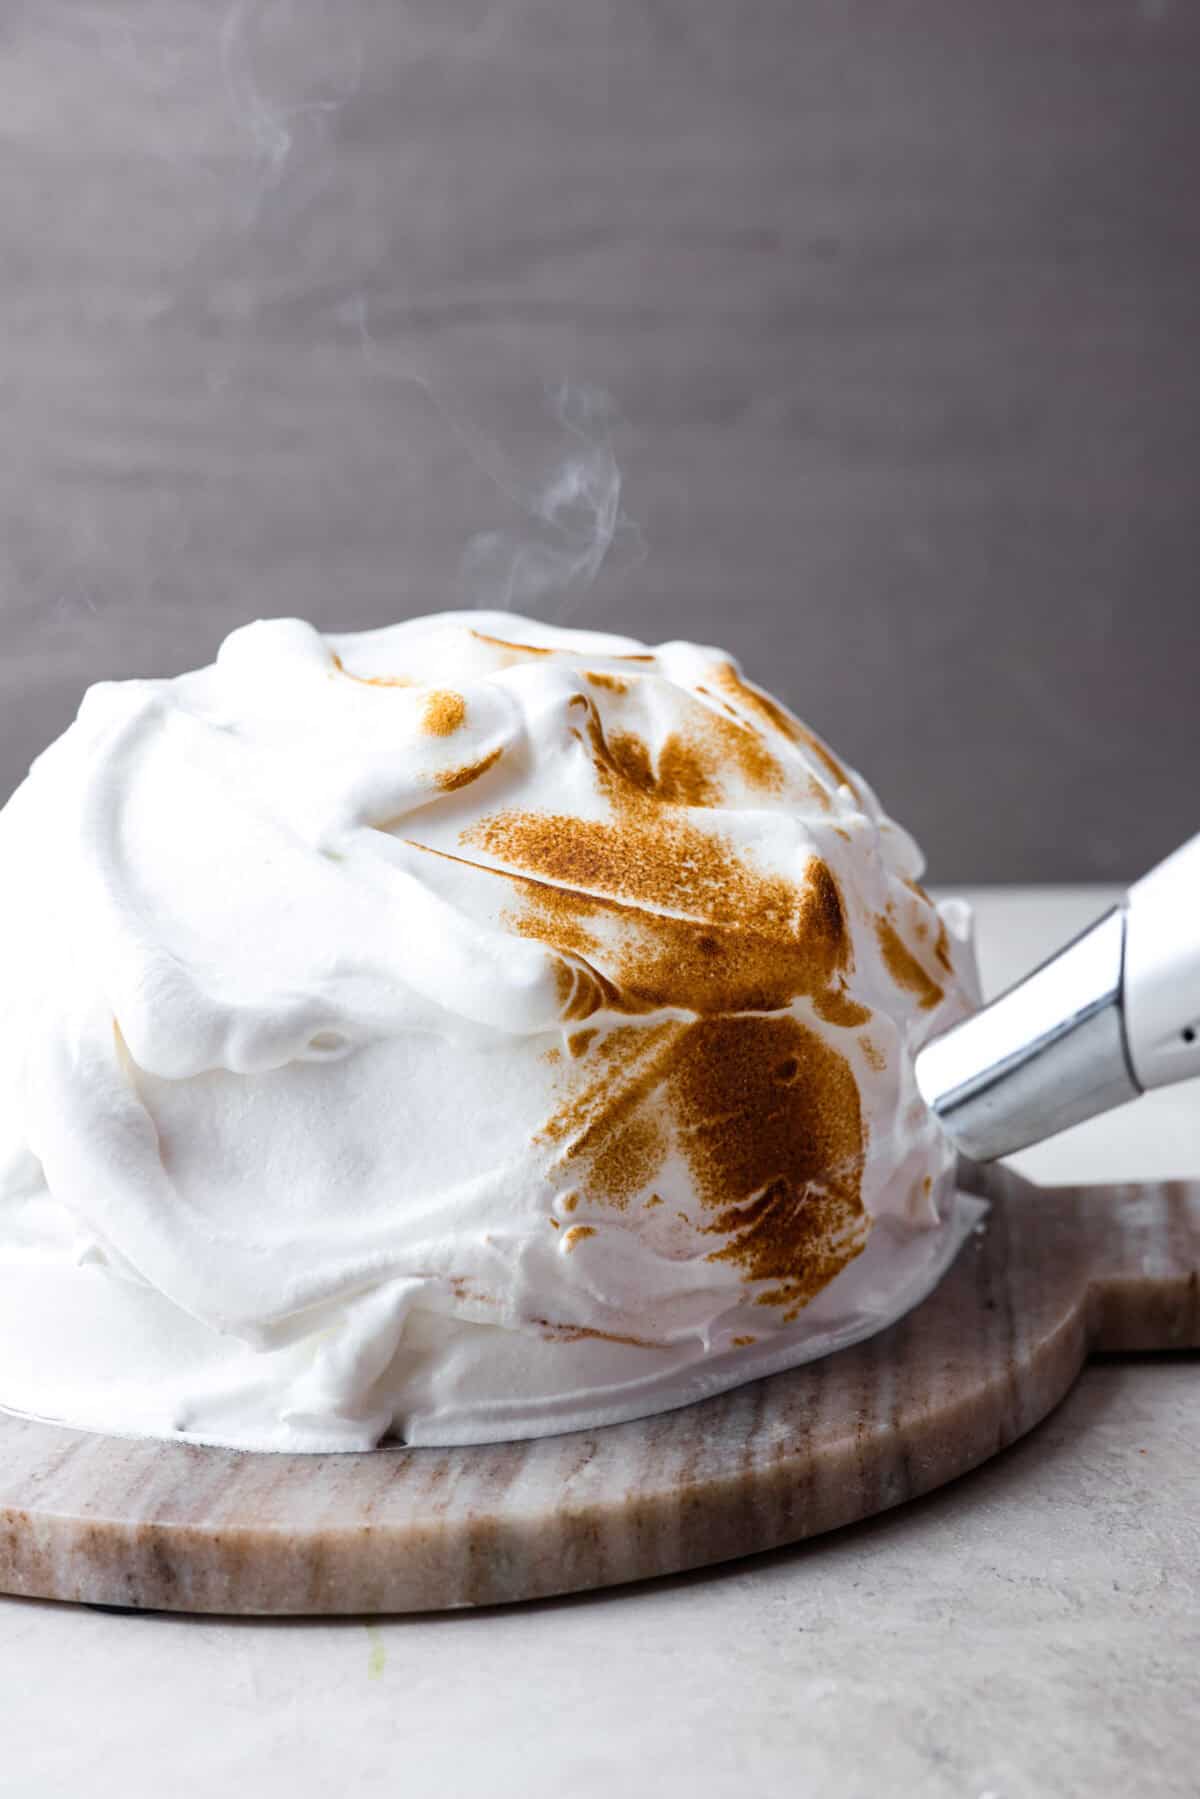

[3,888,1197,1799]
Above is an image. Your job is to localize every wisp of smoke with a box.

[352,299,641,618]
[219,5,637,621]
[219,0,362,205]
[460,383,641,619]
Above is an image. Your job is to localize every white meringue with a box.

[0,612,980,1450]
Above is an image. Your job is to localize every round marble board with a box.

[0,1163,1195,1615]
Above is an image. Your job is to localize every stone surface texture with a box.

[0,1162,1196,1617]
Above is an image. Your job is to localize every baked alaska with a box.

[0,612,981,1451]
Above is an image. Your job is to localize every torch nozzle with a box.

[914,908,1139,1163]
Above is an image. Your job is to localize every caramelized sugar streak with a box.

[471,628,654,666]
[509,855,871,1025]
[875,916,944,1012]
[540,1024,677,1212]
[689,1017,866,1316]
[330,652,413,688]
[536,1015,868,1319]
[455,680,897,1317]
[436,745,503,794]
[903,877,954,974]
[712,661,855,796]
[598,682,787,803]
[468,696,868,1024]
[470,629,552,658]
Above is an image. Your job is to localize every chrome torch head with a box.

[914,907,1140,1164]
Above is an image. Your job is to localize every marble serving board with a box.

[0,1163,1196,1616]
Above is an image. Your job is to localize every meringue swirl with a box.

[0,612,980,1449]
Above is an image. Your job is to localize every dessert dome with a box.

[0,612,979,1449]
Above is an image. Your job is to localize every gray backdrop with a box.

[2,0,1197,881]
